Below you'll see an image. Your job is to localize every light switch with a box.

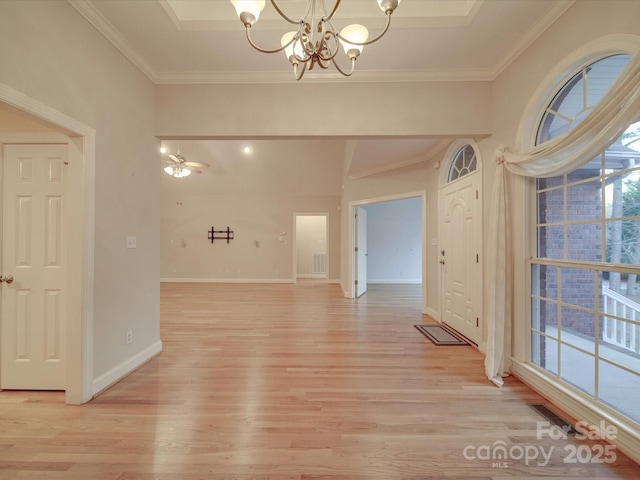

[127,236,137,249]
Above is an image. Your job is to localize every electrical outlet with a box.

[127,236,137,249]
[126,331,133,344]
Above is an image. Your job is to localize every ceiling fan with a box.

[163,149,210,178]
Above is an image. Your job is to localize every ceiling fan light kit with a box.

[229,0,401,80]
[162,150,210,178]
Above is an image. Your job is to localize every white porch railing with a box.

[602,286,640,353]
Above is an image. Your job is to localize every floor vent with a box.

[528,403,577,435]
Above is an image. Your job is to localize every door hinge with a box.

[476,317,479,327]
[355,246,358,252]
[476,190,479,200]
[355,280,358,285]
[476,253,479,263]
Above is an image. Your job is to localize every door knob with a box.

[439,260,445,265]
[0,275,14,284]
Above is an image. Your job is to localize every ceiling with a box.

[5,1,577,179]
[69,0,574,84]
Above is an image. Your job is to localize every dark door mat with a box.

[414,324,469,345]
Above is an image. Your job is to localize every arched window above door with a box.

[447,144,477,182]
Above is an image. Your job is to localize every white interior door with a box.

[355,206,368,297]
[440,174,481,344]
[1,144,67,390]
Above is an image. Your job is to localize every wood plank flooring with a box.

[0,281,638,479]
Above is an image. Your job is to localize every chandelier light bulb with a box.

[231,0,266,26]
[377,0,401,13]
[339,24,369,58]
[281,31,306,63]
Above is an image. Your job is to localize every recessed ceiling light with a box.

[243,146,253,155]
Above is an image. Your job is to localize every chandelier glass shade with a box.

[230,0,401,80]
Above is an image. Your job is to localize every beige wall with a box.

[156,81,492,138]
[160,139,342,282]
[0,1,161,384]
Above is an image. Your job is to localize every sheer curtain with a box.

[485,52,640,387]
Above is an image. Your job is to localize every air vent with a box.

[528,403,577,435]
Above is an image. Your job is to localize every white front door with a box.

[354,206,368,297]
[1,144,67,390]
[440,173,482,344]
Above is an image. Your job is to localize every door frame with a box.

[0,83,95,404]
[438,139,484,350]
[347,191,427,313]
[293,212,330,282]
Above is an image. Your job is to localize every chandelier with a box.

[229,0,402,80]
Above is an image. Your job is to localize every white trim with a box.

[92,340,163,396]
[67,0,158,83]
[0,82,95,405]
[425,307,440,321]
[368,279,422,285]
[516,34,640,152]
[160,277,295,284]
[297,274,328,279]
[512,359,640,466]
[0,133,70,144]
[490,1,576,81]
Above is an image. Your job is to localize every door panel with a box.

[355,206,368,297]
[2,144,67,390]
[440,174,482,344]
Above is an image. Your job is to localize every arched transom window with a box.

[448,144,477,182]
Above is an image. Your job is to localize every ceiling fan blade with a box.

[184,161,210,168]
[182,165,203,174]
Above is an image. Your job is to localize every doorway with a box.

[348,192,426,310]
[0,88,95,404]
[294,214,329,281]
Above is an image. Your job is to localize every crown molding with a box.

[490,0,576,80]
[68,0,159,83]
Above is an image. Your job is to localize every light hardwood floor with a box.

[0,281,638,479]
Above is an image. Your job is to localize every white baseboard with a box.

[368,279,422,284]
[92,340,163,396]
[424,307,440,320]
[160,278,294,284]
[511,359,640,465]
[296,274,328,279]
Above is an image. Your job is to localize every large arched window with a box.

[531,54,640,424]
